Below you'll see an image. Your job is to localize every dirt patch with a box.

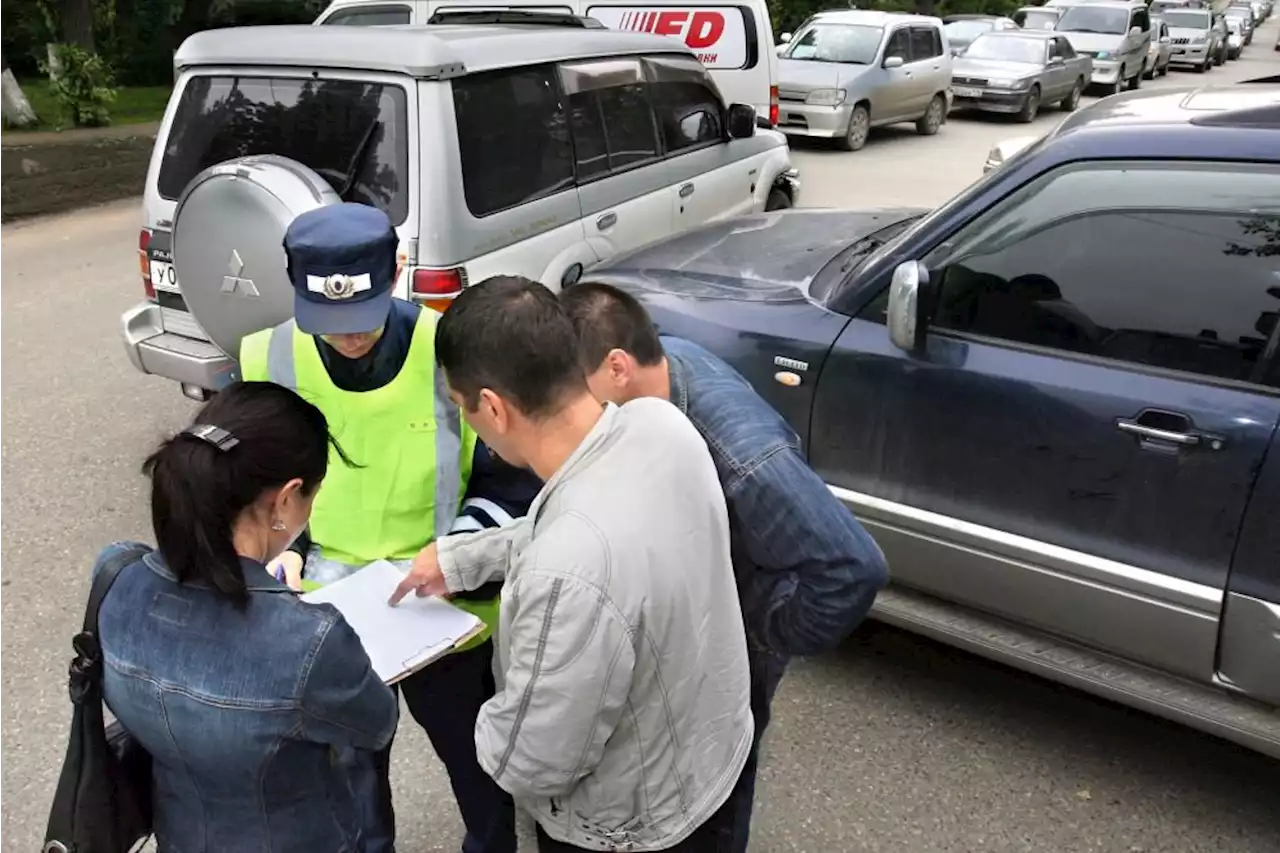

[1,124,159,222]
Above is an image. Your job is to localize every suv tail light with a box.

[139,229,155,300]
[411,267,466,313]
[769,85,779,127]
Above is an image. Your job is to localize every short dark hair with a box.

[559,282,664,372]
[436,275,588,418]
[142,382,349,606]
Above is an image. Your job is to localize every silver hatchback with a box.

[775,10,953,151]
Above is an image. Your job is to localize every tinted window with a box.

[923,162,1280,386]
[1133,9,1150,30]
[561,59,660,178]
[453,66,575,217]
[158,76,409,222]
[1058,5,1130,34]
[885,27,911,61]
[645,54,724,154]
[323,5,411,26]
[910,26,941,59]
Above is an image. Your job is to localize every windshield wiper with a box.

[338,117,381,200]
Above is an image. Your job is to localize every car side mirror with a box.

[776,44,788,56]
[887,261,930,352]
[883,55,905,69]
[726,103,757,139]
[1160,34,1171,43]
[1129,25,1142,36]
[780,31,792,43]
[1048,55,1065,65]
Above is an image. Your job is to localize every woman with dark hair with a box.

[92,380,397,852]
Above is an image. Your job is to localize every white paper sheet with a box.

[301,560,484,684]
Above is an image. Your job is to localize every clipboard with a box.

[301,560,487,685]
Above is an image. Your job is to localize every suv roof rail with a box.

[425,9,606,28]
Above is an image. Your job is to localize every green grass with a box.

[8,79,170,132]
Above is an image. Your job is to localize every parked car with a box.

[1225,17,1246,58]
[942,14,1020,55]
[119,23,796,400]
[584,80,1280,761]
[1162,5,1227,71]
[1055,0,1153,94]
[950,31,1090,122]
[1012,5,1065,31]
[774,10,952,152]
[315,0,783,126]
[1144,15,1173,77]
[1225,5,1255,44]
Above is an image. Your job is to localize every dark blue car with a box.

[585,81,1280,759]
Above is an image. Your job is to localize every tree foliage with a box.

[39,41,117,126]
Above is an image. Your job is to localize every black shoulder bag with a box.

[44,545,155,853]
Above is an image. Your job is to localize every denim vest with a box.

[93,542,398,852]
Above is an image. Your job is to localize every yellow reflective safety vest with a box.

[239,311,495,651]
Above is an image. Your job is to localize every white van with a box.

[315,0,780,124]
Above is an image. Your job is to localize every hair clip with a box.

[183,423,240,452]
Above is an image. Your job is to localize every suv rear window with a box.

[157,76,410,224]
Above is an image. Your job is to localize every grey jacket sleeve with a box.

[474,543,635,799]
[436,518,532,593]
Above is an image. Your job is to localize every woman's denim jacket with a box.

[93,543,398,853]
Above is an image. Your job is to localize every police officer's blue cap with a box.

[284,203,398,336]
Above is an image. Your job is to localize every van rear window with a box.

[157,76,410,224]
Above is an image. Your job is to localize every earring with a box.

[270,520,287,531]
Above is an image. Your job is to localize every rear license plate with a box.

[149,258,179,292]
[952,86,982,98]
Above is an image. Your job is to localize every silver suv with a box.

[774,10,952,152]
[121,22,796,400]
[1055,0,1153,93]
[1161,5,1227,69]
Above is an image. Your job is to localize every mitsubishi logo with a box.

[220,250,260,297]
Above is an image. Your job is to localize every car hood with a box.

[778,59,872,92]
[588,208,926,302]
[953,58,1044,78]
[1060,31,1126,53]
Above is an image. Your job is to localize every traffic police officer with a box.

[240,203,528,853]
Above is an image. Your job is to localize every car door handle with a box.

[1116,410,1225,450]
[679,183,695,198]
[596,212,617,230]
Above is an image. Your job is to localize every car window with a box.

[1134,9,1151,30]
[158,76,410,223]
[452,65,575,217]
[783,22,885,64]
[909,26,942,59]
[644,54,724,154]
[884,27,911,62]
[322,5,412,26]
[1164,9,1210,27]
[920,161,1280,387]
[1019,9,1060,30]
[965,34,1046,63]
[1058,5,1131,34]
[561,58,661,179]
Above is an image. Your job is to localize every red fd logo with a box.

[618,10,725,49]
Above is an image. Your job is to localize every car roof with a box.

[173,23,693,78]
[976,29,1060,40]
[811,9,940,26]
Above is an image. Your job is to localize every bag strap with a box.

[82,546,152,636]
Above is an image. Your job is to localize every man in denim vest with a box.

[559,282,890,853]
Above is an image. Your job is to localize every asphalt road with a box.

[4,28,1280,853]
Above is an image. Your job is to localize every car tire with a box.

[1060,78,1083,111]
[916,95,945,136]
[1143,58,1155,79]
[1016,85,1041,123]
[1161,56,1170,75]
[1196,59,1208,72]
[1127,66,1142,90]
[765,187,792,211]
[1110,68,1126,96]
[838,103,870,152]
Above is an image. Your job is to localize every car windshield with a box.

[1020,10,1060,30]
[944,19,996,41]
[964,34,1046,63]
[157,75,410,222]
[1058,5,1130,34]
[1162,9,1210,26]
[782,23,884,64]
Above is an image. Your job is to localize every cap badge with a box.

[324,274,357,300]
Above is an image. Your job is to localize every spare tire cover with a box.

[172,155,341,358]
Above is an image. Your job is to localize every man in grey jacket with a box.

[391,275,753,852]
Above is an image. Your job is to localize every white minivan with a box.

[315,0,781,125]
